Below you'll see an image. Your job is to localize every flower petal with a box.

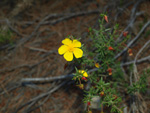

[79,70,88,77]
[58,45,68,55]
[73,40,81,47]
[62,38,72,45]
[83,71,88,77]
[95,63,100,68]
[73,48,83,58]
[64,51,73,61]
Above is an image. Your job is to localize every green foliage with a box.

[60,14,149,113]
[127,68,150,94]
[0,28,13,46]
[72,14,126,113]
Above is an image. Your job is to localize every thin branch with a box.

[121,55,150,66]
[116,11,144,43]
[115,20,150,59]
[130,0,144,20]
[0,19,23,36]
[17,10,100,45]
[133,40,150,66]
[0,83,21,95]
[13,81,67,113]
[133,40,150,81]
[21,74,73,83]
[21,67,99,84]
[41,10,100,25]
[23,82,57,113]
[114,1,134,21]
[0,57,53,73]
[25,46,48,53]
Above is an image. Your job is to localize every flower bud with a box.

[100,91,104,97]
[108,46,114,51]
[107,68,112,75]
[128,48,133,56]
[123,31,128,37]
[113,95,118,100]
[95,63,100,68]
[87,102,91,106]
[79,70,88,77]
[82,77,87,81]
[104,15,108,23]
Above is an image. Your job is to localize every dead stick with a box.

[115,20,150,59]
[121,55,150,66]
[21,74,73,83]
[13,81,67,113]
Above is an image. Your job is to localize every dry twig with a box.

[115,20,150,59]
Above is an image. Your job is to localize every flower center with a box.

[68,45,74,52]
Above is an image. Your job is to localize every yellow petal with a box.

[64,51,73,61]
[62,38,72,45]
[83,71,88,77]
[79,70,88,77]
[95,63,100,68]
[73,48,83,58]
[73,39,81,47]
[58,45,68,55]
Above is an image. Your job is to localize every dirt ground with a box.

[0,0,150,113]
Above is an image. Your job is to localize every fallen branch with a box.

[0,58,48,73]
[121,55,150,66]
[116,11,144,43]
[0,19,23,36]
[21,67,99,84]
[17,9,101,45]
[133,40,150,81]
[115,20,150,59]
[42,10,100,25]
[114,1,134,21]
[23,82,57,113]
[13,81,67,113]
[25,46,48,53]
[116,0,145,43]
[21,74,73,83]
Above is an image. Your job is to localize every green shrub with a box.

[0,28,13,46]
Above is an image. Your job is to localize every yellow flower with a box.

[95,63,100,68]
[58,38,83,61]
[79,70,88,77]
[100,91,104,97]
